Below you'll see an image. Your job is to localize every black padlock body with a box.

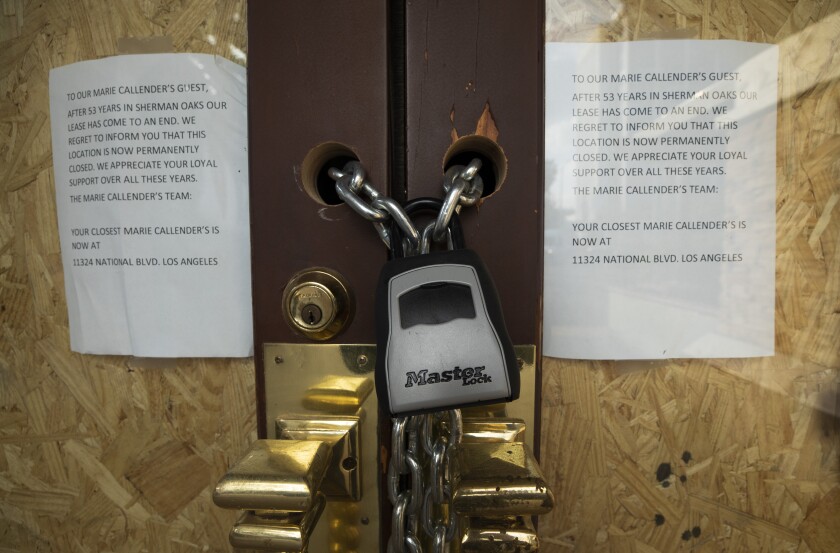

[375,248,519,416]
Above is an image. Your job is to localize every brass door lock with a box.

[282,268,354,340]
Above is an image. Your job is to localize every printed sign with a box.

[50,54,252,357]
[544,40,778,359]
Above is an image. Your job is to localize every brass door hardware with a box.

[215,345,380,551]
[227,504,326,552]
[213,440,331,551]
[276,414,362,500]
[213,413,364,551]
[459,516,540,552]
[282,268,354,341]
[453,428,554,551]
[462,418,527,443]
[212,343,552,551]
[214,440,331,512]
[451,441,555,517]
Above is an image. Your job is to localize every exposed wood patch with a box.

[125,441,212,521]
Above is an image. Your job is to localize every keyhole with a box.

[301,304,322,326]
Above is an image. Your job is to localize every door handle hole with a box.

[301,142,359,206]
[443,135,508,198]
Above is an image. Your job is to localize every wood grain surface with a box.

[0,1,253,551]
[542,1,839,552]
[0,1,837,552]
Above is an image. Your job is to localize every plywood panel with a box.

[1,1,838,552]
[0,1,253,551]
[542,1,840,551]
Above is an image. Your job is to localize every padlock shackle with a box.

[388,197,465,258]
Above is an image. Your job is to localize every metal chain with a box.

[387,410,463,553]
[328,159,483,256]
[330,159,477,551]
[433,160,483,242]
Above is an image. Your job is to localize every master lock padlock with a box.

[375,198,519,416]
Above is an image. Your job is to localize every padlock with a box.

[375,198,519,416]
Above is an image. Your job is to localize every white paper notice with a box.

[544,40,778,360]
[49,54,252,357]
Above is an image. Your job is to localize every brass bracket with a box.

[230,495,326,551]
[276,414,362,501]
[264,344,379,552]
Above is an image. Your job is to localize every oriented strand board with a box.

[541,1,840,552]
[799,487,840,553]
[0,1,253,551]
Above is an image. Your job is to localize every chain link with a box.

[328,159,482,255]
[388,410,463,552]
[329,164,393,247]
[433,160,483,242]
[329,160,476,551]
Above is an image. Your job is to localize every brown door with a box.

[225,1,550,551]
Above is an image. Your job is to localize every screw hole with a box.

[341,457,358,471]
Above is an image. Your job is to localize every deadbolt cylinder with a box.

[283,268,354,340]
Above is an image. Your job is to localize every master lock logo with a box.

[404,366,492,388]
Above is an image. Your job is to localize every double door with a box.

[213,1,551,551]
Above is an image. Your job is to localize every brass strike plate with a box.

[263,343,537,551]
